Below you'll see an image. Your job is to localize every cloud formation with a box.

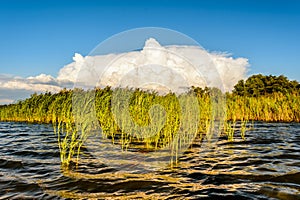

[0,74,63,104]
[59,38,249,92]
[0,38,249,104]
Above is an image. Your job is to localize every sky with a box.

[0,0,299,104]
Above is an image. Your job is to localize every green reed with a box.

[226,92,300,122]
[1,86,299,168]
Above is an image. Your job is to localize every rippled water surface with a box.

[0,122,300,199]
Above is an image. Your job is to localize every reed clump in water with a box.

[1,74,300,167]
[0,88,231,167]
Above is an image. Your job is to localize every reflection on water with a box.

[0,122,300,199]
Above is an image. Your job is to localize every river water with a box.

[0,122,300,199]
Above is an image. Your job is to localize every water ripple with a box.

[0,122,300,199]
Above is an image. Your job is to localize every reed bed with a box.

[2,88,298,124]
[226,92,300,122]
[0,87,299,167]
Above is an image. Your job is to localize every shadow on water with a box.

[0,122,300,199]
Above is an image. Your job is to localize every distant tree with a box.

[233,74,300,96]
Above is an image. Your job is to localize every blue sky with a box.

[0,0,299,81]
[0,0,300,81]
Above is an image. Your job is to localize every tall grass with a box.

[2,88,298,124]
[0,87,299,167]
[226,92,300,122]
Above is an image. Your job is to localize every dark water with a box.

[0,122,300,199]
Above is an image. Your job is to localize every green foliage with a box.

[233,74,300,97]
[226,92,300,122]
[228,74,300,122]
[1,74,300,167]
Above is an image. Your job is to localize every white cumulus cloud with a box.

[58,38,249,92]
[27,73,57,84]
[0,75,61,92]
[0,74,62,104]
